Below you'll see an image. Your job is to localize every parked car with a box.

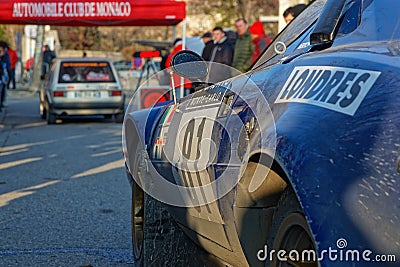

[123,0,400,266]
[40,57,125,124]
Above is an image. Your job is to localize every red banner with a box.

[0,0,185,26]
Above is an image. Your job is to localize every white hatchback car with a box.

[40,57,125,124]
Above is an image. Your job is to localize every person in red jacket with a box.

[249,21,272,64]
[7,46,18,89]
[25,57,34,71]
[165,38,193,95]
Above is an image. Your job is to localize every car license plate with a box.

[74,91,102,98]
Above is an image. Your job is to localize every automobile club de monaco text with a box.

[12,2,131,18]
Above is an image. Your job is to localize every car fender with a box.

[124,105,165,178]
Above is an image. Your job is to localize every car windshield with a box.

[58,61,116,83]
[253,0,327,68]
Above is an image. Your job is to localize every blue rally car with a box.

[123,0,399,266]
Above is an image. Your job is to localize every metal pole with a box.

[173,26,177,42]
[29,25,44,92]
[180,19,187,99]
[170,71,177,105]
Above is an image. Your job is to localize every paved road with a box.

[0,89,133,266]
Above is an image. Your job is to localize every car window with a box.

[336,0,362,37]
[393,19,400,40]
[58,61,116,83]
[113,60,132,72]
[253,0,327,69]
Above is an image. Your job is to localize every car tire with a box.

[46,109,57,124]
[41,106,47,119]
[39,95,46,119]
[267,188,317,267]
[114,112,124,123]
[131,179,221,267]
[131,180,144,267]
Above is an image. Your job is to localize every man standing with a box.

[283,4,307,24]
[208,26,234,82]
[201,32,213,61]
[232,18,254,73]
[7,46,18,90]
[41,44,56,79]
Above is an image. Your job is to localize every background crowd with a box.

[0,41,56,112]
[0,41,18,112]
[162,3,306,92]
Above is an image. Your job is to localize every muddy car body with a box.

[124,0,400,266]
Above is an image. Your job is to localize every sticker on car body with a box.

[275,66,381,116]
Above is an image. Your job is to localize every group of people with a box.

[0,41,18,112]
[168,3,307,87]
[200,18,272,82]
[0,42,56,112]
[23,45,56,83]
[199,3,307,74]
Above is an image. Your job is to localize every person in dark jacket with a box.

[208,26,234,83]
[41,44,56,79]
[201,32,213,61]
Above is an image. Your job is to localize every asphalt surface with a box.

[0,87,133,266]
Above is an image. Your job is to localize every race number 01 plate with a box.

[172,105,224,223]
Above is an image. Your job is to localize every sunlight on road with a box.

[0,158,125,207]
[0,148,29,156]
[0,180,59,207]
[92,148,122,157]
[14,121,47,129]
[0,157,43,170]
[0,141,53,154]
[72,159,125,178]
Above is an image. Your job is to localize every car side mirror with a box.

[170,50,208,80]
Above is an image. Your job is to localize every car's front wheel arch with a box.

[235,153,289,208]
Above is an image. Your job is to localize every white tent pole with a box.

[182,19,186,50]
[173,25,177,41]
[180,18,187,99]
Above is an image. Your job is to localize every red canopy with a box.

[0,0,185,26]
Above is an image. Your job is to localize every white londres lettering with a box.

[12,2,131,18]
[275,66,381,116]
